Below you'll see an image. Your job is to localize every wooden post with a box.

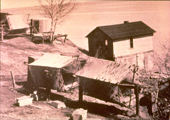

[64,34,67,43]
[26,57,36,90]
[78,77,83,102]
[135,84,139,116]
[129,65,137,108]
[10,71,16,88]
[1,25,4,41]
[30,19,33,36]
[136,54,138,71]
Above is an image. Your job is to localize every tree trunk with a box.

[50,19,54,43]
[53,22,57,43]
[1,25,4,41]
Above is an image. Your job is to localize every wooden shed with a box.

[75,56,134,104]
[86,21,156,69]
[1,14,30,35]
[75,56,141,115]
[6,14,29,30]
[26,53,81,91]
[31,18,51,33]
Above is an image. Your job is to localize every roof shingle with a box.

[87,21,156,40]
[75,57,133,84]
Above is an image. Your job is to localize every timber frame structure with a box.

[78,77,140,116]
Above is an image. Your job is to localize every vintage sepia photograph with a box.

[0,0,170,119]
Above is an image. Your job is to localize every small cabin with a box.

[86,21,156,69]
[30,18,51,33]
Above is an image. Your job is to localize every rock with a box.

[72,108,88,120]
[50,100,66,109]
[113,114,131,120]
[55,117,70,120]
[139,111,151,119]
[85,118,102,120]
[126,110,136,117]
[15,96,33,107]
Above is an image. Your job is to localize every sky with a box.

[2,0,41,9]
[1,0,170,51]
[1,0,100,9]
[2,0,165,9]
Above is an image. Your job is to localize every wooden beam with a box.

[25,56,36,90]
[10,71,16,88]
[118,84,135,88]
[129,65,137,107]
[135,84,139,116]
[78,77,83,102]
[119,83,140,116]
[1,25,4,41]
[30,19,33,36]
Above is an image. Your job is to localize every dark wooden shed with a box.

[86,21,156,61]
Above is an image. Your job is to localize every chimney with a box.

[124,21,129,24]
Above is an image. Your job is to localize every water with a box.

[56,1,170,52]
[2,1,170,52]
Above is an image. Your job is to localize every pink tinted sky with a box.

[1,0,94,9]
[1,0,170,51]
[2,0,38,9]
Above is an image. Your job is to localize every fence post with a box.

[30,19,33,36]
[135,84,139,116]
[10,71,16,88]
[78,77,83,103]
[129,65,136,107]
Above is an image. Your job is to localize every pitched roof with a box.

[75,57,133,84]
[29,53,78,68]
[6,14,29,30]
[86,21,156,40]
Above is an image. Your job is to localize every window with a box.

[130,38,133,48]
[105,40,108,46]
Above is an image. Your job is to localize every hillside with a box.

[0,35,135,120]
[0,35,82,76]
[1,34,169,120]
[1,1,170,119]
[2,1,170,52]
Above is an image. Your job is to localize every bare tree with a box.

[38,0,76,43]
[154,39,170,76]
[135,39,170,119]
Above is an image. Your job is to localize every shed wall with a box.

[113,36,153,57]
[116,51,154,70]
[39,19,51,33]
[80,77,124,103]
[6,15,29,30]
[31,19,51,33]
[88,29,113,59]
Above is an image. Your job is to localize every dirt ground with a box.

[1,1,170,119]
[1,35,160,120]
[0,79,111,120]
[0,75,134,120]
[0,36,124,120]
